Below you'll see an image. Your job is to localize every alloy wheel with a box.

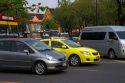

[69,55,81,66]
[34,62,47,75]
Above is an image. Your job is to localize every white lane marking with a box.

[101,62,118,63]
[100,60,125,64]
[71,69,98,72]
[114,60,125,63]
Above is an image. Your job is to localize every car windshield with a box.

[26,40,52,52]
[63,39,81,47]
[116,31,125,39]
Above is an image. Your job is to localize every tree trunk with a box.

[116,0,124,25]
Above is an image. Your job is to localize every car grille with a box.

[92,52,99,55]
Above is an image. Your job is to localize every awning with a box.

[0,21,18,25]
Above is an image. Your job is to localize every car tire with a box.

[108,50,116,59]
[69,55,81,66]
[33,62,47,75]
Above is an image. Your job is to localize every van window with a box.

[81,32,106,40]
[109,32,117,39]
[116,31,125,39]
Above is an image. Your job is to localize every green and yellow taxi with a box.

[40,37,100,66]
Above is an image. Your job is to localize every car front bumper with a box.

[46,60,68,71]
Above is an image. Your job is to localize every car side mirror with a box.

[113,36,118,40]
[62,45,68,49]
[24,50,30,55]
[76,42,80,45]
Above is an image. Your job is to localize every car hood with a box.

[74,47,98,52]
[41,50,65,59]
[120,39,125,45]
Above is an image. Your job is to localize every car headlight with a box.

[46,55,57,61]
[80,51,90,55]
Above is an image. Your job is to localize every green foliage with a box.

[54,0,125,34]
[42,17,58,30]
[54,0,96,35]
[99,0,117,25]
[73,0,95,26]
[0,0,29,24]
[54,5,76,34]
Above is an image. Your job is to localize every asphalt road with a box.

[0,58,125,83]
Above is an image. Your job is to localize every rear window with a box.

[81,32,106,40]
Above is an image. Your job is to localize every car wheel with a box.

[34,62,47,75]
[69,55,81,66]
[108,50,116,59]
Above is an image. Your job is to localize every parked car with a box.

[41,38,100,66]
[57,33,69,38]
[80,26,125,59]
[0,38,68,75]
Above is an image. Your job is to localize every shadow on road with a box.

[46,70,68,75]
[102,56,125,61]
[0,70,33,75]
[80,63,100,66]
[0,69,68,76]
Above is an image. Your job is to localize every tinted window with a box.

[81,32,106,40]
[116,31,125,39]
[0,40,34,53]
[51,41,63,48]
[12,41,34,53]
[0,41,12,51]
[109,32,117,39]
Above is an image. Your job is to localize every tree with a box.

[55,0,78,36]
[42,17,58,30]
[98,0,116,25]
[58,0,71,7]
[29,3,45,13]
[98,0,125,25]
[114,0,125,25]
[54,0,125,36]
[54,0,96,35]
[0,0,29,24]
[72,0,96,26]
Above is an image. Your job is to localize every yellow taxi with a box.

[40,38,100,66]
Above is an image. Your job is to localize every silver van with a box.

[80,26,125,59]
[0,38,68,75]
